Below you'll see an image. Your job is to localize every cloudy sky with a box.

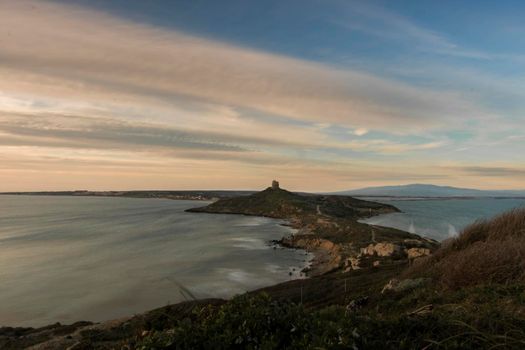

[1,0,524,191]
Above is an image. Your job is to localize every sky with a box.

[0,0,524,192]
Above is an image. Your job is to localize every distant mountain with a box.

[334,184,525,198]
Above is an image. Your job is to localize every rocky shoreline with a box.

[279,235,342,276]
[275,223,437,278]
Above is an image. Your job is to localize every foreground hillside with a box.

[404,208,525,288]
[7,208,525,349]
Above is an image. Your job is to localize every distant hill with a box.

[187,186,398,219]
[0,190,254,201]
[334,184,525,198]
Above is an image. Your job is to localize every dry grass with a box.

[404,208,525,289]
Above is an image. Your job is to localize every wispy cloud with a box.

[335,1,492,60]
[353,128,369,136]
[0,114,250,153]
[0,0,488,134]
[0,0,521,191]
[457,166,525,177]
[0,112,447,157]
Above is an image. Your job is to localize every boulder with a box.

[361,242,403,257]
[406,247,431,260]
[344,257,362,272]
[319,240,335,250]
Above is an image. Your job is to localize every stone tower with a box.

[271,180,280,190]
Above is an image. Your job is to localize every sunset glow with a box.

[1,0,524,191]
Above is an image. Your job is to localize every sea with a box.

[0,195,309,327]
[360,197,525,241]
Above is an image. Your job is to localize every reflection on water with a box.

[0,196,309,327]
[361,198,525,241]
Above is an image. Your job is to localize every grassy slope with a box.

[405,208,525,289]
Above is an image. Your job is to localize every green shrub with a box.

[136,289,525,350]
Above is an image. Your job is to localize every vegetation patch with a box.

[405,208,525,289]
[136,286,525,350]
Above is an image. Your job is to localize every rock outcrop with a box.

[343,238,437,272]
[281,236,342,276]
[407,247,431,260]
[344,257,362,271]
[361,242,403,258]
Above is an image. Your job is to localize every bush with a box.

[137,293,318,350]
[405,208,525,289]
[135,290,525,350]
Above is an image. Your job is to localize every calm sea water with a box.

[0,196,309,327]
[361,198,525,241]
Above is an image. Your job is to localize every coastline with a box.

[273,220,342,277]
[0,190,440,349]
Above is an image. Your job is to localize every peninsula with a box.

[188,181,437,275]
